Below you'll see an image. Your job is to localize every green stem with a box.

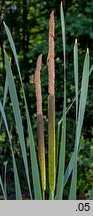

[50,189,54,200]
[42,190,45,200]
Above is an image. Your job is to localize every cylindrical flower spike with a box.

[48,95,55,192]
[35,54,43,115]
[37,114,46,192]
[47,11,55,95]
[47,11,55,199]
[34,54,46,195]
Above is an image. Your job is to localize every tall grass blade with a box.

[68,39,78,199]
[56,1,66,200]
[89,188,93,200]
[63,66,93,188]
[74,49,89,150]
[0,176,6,200]
[58,62,93,128]
[68,148,77,199]
[4,161,8,199]
[0,76,8,129]
[74,39,78,121]
[26,107,42,199]
[4,23,42,199]
[3,76,8,108]
[60,1,66,70]
[3,22,21,82]
[4,51,32,198]
[12,151,22,199]
[64,152,74,187]
[69,49,90,199]
[56,123,61,169]
[0,101,22,199]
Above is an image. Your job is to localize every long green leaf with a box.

[64,52,93,186]
[60,1,66,70]
[4,161,8,199]
[3,22,21,82]
[0,176,6,200]
[58,62,93,129]
[69,49,90,199]
[74,39,78,121]
[56,1,66,200]
[68,148,77,200]
[74,49,89,150]
[68,39,78,200]
[3,76,8,108]
[4,23,42,199]
[56,123,61,170]
[12,151,22,200]
[89,187,93,200]
[0,101,22,200]
[4,51,32,198]
[25,102,42,199]
[0,76,8,129]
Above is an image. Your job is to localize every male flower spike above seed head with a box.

[47,11,55,96]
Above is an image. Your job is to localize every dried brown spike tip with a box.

[47,11,55,95]
[35,54,42,115]
[49,11,54,38]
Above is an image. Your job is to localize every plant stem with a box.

[50,189,54,200]
[42,190,45,200]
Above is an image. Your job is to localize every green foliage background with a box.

[0,0,93,199]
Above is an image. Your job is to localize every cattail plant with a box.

[47,11,55,199]
[34,54,46,199]
[0,2,92,201]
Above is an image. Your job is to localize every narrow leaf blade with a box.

[0,101,22,200]
[56,2,66,199]
[4,51,32,198]
[4,24,42,199]
[69,49,90,199]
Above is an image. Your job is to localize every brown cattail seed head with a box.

[35,54,42,115]
[48,95,55,191]
[37,115,46,191]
